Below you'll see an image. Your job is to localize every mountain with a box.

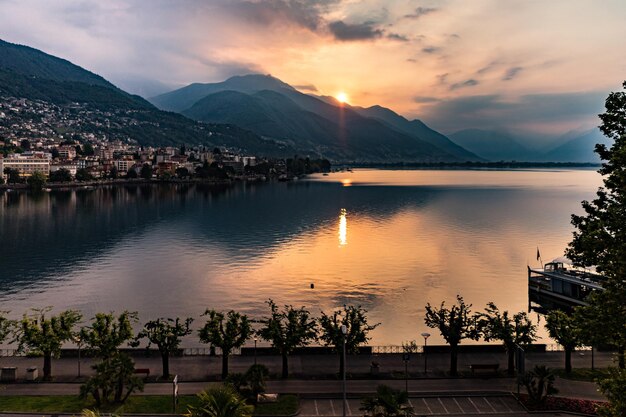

[153,74,479,162]
[448,129,537,161]
[541,128,611,162]
[350,105,480,161]
[0,39,288,154]
[150,74,295,112]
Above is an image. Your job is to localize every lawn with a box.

[0,394,299,415]
[553,368,610,382]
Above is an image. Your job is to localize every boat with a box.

[528,259,606,309]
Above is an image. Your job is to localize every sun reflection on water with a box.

[339,208,347,246]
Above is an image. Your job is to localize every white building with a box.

[0,154,50,179]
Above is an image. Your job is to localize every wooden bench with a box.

[469,364,499,375]
[133,368,150,379]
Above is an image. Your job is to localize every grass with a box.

[553,367,610,381]
[0,394,300,415]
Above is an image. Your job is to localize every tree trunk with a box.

[618,345,625,369]
[222,353,229,380]
[161,351,170,379]
[43,352,52,380]
[507,349,515,376]
[565,348,572,374]
[282,352,289,379]
[450,344,458,376]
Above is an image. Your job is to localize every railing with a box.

[544,344,592,352]
[371,345,424,354]
[183,347,241,356]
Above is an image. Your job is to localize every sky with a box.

[0,0,625,136]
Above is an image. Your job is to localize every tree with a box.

[424,295,481,376]
[17,308,81,380]
[544,310,580,374]
[199,310,252,379]
[257,299,318,378]
[109,166,119,179]
[522,365,558,406]
[566,81,626,368]
[480,303,537,375]
[4,167,22,184]
[360,385,413,417]
[0,311,14,345]
[27,171,46,191]
[83,143,95,156]
[318,305,379,376]
[75,168,93,182]
[49,168,72,182]
[135,317,193,379]
[185,384,253,417]
[140,163,153,180]
[596,367,626,417]
[79,311,143,406]
[126,168,138,179]
[176,167,190,179]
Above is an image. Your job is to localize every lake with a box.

[0,169,602,346]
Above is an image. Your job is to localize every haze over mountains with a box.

[0,38,608,163]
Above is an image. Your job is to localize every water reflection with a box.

[0,169,602,344]
[339,208,347,246]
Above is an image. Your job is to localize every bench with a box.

[469,364,499,375]
[133,368,150,379]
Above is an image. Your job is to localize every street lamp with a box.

[420,332,430,375]
[341,324,347,417]
[254,337,258,366]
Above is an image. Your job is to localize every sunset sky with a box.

[1,0,625,134]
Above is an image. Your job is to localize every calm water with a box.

[0,169,601,346]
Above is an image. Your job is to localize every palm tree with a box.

[185,385,254,417]
[360,385,413,417]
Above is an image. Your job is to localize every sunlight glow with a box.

[336,92,348,103]
[339,208,347,246]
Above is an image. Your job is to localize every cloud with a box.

[450,79,479,90]
[293,83,318,92]
[502,66,523,81]
[387,33,409,42]
[413,96,440,103]
[422,46,440,54]
[404,7,438,19]
[418,91,608,133]
[328,20,383,41]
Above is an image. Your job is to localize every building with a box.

[50,162,78,176]
[57,145,77,160]
[114,159,134,173]
[0,154,50,179]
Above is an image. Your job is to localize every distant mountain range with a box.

[448,128,610,162]
[151,74,480,162]
[0,38,608,163]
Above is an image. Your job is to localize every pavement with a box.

[0,349,611,416]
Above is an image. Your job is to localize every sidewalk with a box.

[0,350,609,400]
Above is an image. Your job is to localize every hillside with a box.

[0,39,287,154]
[541,128,612,162]
[448,129,537,161]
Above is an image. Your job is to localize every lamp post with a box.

[421,332,430,375]
[254,337,258,366]
[341,324,347,417]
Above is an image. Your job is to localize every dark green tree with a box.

[17,308,82,380]
[135,317,193,379]
[26,171,46,191]
[75,168,93,182]
[80,311,143,406]
[360,384,413,417]
[49,168,72,182]
[318,305,379,376]
[109,166,118,179]
[596,367,626,417]
[424,295,481,376]
[126,168,138,179]
[199,310,252,379]
[83,143,95,156]
[0,311,14,345]
[566,81,626,368]
[140,163,153,180]
[257,299,318,378]
[480,303,537,375]
[4,167,22,184]
[545,311,581,374]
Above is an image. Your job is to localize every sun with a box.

[336,92,349,104]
